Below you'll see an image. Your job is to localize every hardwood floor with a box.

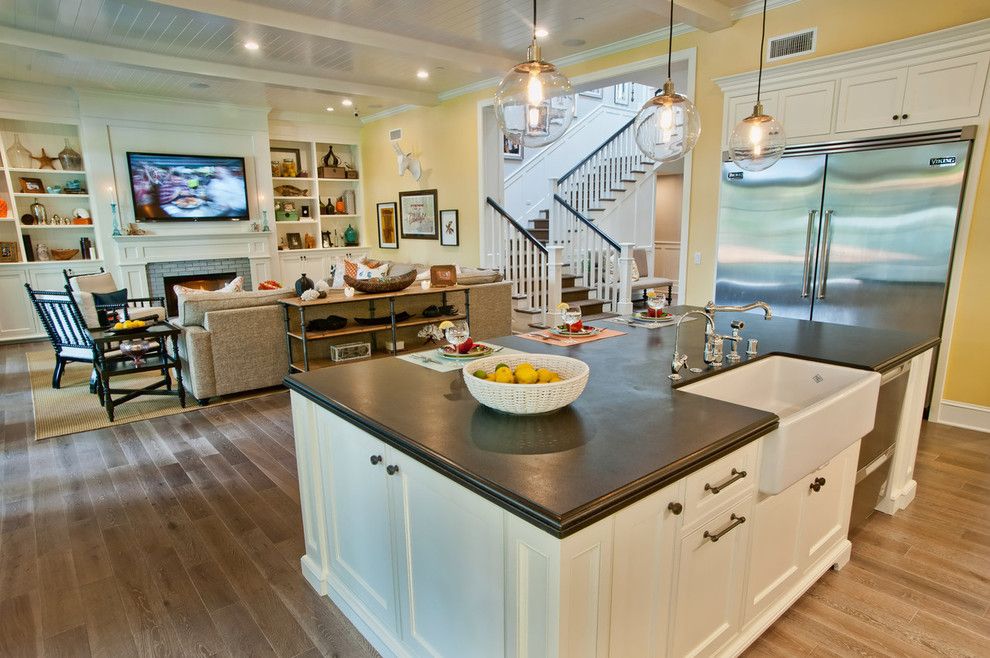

[1,341,988,657]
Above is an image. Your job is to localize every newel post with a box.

[546,245,564,327]
[617,242,635,316]
[547,177,559,244]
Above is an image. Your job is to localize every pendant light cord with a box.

[756,0,768,103]
[667,0,674,80]
[532,0,537,44]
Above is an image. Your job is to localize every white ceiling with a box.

[0,0,795,118]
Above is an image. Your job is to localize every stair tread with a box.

[514,307,543,315]
[561,286,594,294]
[569,298,607,307]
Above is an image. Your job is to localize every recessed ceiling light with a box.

[325,106,334,112]
[244,40,259,51]
[534,27,549,38]
[417,69,429,79]
[341,99,353,107]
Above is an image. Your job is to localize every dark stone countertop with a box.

[285,310,938,537]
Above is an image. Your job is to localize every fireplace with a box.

[163,272,236,317]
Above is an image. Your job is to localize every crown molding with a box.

[730,0,804,21]
[360,104,422,125]
[715,17,990,92]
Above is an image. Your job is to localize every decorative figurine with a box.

[31,148,58,170]
[110,198,122,237]
[322,145,340,168]
[262,209,271,232]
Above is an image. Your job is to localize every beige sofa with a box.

[172,281,511,403]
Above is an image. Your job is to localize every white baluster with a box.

[617,242,634,316]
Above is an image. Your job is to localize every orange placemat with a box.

[518,327,626,347]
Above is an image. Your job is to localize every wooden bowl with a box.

[50,248,79,261]
[343,269,417,293]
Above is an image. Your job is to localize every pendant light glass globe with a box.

[729,104,786,171]
[634,80,702,162]
[495,48,575,148]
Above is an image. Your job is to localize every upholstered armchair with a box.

[63,268,167,328]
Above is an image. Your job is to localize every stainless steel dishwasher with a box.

[849,361,911,531]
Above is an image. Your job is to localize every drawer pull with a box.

[668,501,683,515]
[386,464,400,475]
[705,468,747,494]
[703,514,746,542]
[370,455,383,465]
[809,477,826,492]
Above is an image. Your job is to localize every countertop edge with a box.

[284,376,779,538]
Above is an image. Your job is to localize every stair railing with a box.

[485,197,562,322]
[551,195,634,314]
[554,117,646,216]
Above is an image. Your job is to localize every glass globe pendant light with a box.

[494,0,575,148]
[729,0,786,171]
[634,0,701,162]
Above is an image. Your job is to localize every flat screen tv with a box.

[127,152,249,222]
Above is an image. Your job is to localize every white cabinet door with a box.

[389,450,505,658]
[903,53,990,126]
[835,68,907,133]
[798,445,856,569]
[29,268,68,291]
[1,270,39,340]
[609,481,684,658]
[744,483,802,623]
[669,495,754,658]
[317,418,401,634]
[779,81,835,141]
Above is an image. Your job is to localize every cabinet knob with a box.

[386,464,400,475]
[370,454,382,465]
[901,114,909,120]
[809,476,826,492]
[667,501,683,515]
[892,114,899,121]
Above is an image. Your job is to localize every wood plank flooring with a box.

[2,341,988,657]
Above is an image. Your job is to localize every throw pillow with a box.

[92,288,128,328]
[356,262,390,280]
[72,291,99,329]
[630,260,641,281]
[174,275,244,297]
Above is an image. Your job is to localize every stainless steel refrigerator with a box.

[715,130,972,339]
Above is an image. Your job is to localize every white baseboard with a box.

[936,400,990,433]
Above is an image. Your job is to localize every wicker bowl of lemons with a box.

[462,354,589,415]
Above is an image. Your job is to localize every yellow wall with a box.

[361,0,990,406]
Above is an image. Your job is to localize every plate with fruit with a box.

[549,320,601,337]
[633,309,673,322]
[438,338,495,359]
[107,319,154,334]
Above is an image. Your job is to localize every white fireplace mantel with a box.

[113,232,274,296]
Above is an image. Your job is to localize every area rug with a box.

[26,350,276,440]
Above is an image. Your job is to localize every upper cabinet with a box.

[834,69,908,133]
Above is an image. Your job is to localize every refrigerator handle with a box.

[801,210,818,298]
[817,210,834,300]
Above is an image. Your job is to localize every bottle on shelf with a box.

[57,139,83,170]
[30,199,48,224]
[5,135,32,169]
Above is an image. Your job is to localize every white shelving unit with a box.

[0,119,100,265]
[268,138,363,254]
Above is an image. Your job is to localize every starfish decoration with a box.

[31,148,57,170]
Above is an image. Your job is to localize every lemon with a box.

[486,374,496,382]
[549,374,561,383]
[536,368,553,383]
[556,302,570,311]
[646,289,658,298]
[438,320,455,330]
[515,362,535,373]
[473,370,488,379]
[515,368,538,385]
[494,368,514,384]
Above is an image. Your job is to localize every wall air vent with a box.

[389,129,403,141]
[767,28,817,62]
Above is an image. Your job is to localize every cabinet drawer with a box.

[682,441,758,526]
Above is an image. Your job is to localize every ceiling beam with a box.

[0,26,438,106]
[150,0,517,75]
[633,0,734,33]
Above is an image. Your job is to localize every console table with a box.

[279,285,471,372]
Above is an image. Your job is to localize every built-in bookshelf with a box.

[0,119,99,264]
[268,138,363,253]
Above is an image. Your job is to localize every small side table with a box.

[89,322,186,422]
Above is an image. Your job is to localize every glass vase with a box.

[5,135,32,169]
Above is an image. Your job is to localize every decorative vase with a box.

[294,273,314,296]
[0,198,7,218]
[5,135,32,168]
[344,224,358,246]
[335,196,346,214]
[57,139,83,170]
[30,199,47,224]
[324,197,335,215]
[36,243,51,261]
[119,339,153,366]
[20,213,34,226]
[322,145,340,168]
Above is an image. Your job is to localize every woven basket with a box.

[344,269,417,293]
[462,354,590,415]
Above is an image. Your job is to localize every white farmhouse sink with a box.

[681,356,881,494]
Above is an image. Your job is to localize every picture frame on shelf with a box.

[271,148,302,178]
[18,177,45,194]
[301,205,310,218]
[430,265,457,287]
[286,232,303,250]
[439,209,459,246]
[0,241,19,263]
[502,135,523,160]
[398,189,438,240]
[322,231,332,248]
[377,201,399,249]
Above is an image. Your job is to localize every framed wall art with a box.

[377,201,399,249]
[439,209,459,247]
[398,189,438,239]
[18,177,44,194]
[286,232,303,250]
[502,135,523,160]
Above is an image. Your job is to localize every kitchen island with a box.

[285,313,936,658]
